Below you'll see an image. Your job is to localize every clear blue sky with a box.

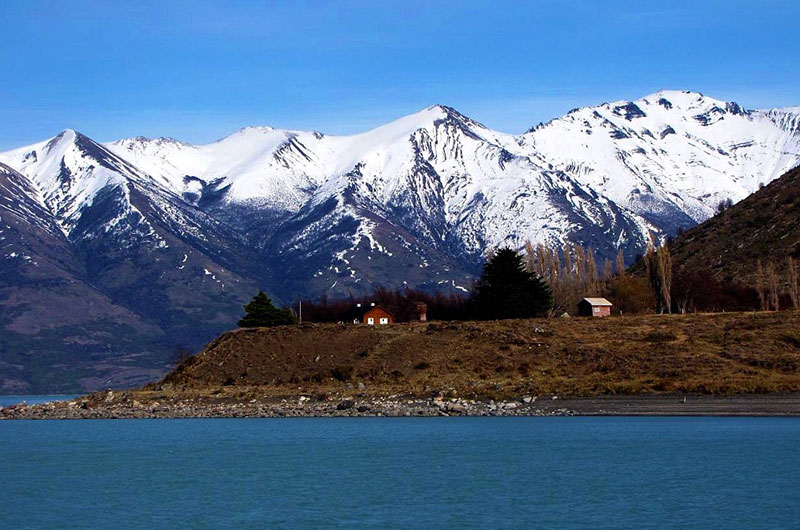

[1,0,798,149]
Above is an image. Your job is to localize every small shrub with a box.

[413,361,431,370]
[331,365,354,382]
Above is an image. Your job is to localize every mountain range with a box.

[1,89,798,392]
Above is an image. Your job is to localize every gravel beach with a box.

[3,392,800,420]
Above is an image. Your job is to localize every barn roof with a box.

[363,304,394,317]
[580,297,613,306]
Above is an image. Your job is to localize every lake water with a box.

[1,417,798,529]
[0,395,79,407]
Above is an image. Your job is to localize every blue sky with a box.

[1,0,798,149]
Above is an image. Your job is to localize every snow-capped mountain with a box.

[523,90,800,229]
[3,89,799,300]
[0,130,260,392]
[102,91,799,292]
[1,89,798,391]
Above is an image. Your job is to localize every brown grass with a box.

[159,312,800,399]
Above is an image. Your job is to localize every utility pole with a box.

[299,301,302,324]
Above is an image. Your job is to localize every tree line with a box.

[523,235,799,315]
[239,248,552,326]
[237,239,800,327]
[755,257,800,311]
[292,248,552,323]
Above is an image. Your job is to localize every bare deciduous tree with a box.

[586,247,599,295]
[574,244,586,284]
[766,261,780,311]
[659,243,672,313]
[644,234,672,313]
[523,240,536,274]
[756,259,768,311]
[616,249,626,277]
[788,257,799,310]
[602,258,614,281]
[562,243,573,278]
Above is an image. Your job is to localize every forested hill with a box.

[668,165,800,284]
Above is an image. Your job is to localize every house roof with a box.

[363,304,394,317]
[580,297,613,306]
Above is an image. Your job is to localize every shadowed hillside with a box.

[668,165,800,285]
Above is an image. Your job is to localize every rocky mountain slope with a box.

[0,132,259,392]
[668,164,800,285]
[1,90,798,392]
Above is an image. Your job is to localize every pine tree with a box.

[238,291,297,327]
[469,248,553,319]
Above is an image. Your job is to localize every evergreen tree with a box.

[238,291,297,327]
[469,248,553,319]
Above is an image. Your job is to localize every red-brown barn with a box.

[577,297,613,317]
[362,305,394,325]
[342,303,395,325]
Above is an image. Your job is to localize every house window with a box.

[379,317,388,325]
[593,307,600,312]
[367,317,374,325]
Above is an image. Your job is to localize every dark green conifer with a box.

[238,291,297,327]
[469,247,553,319]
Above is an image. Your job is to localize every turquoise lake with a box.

[0,395,79,407]
[1,417,798,529]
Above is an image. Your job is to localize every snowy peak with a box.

[521,90,800,226]
[761,106,800,136]
[0,129,133,232]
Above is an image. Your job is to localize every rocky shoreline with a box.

[3,392,800,420]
